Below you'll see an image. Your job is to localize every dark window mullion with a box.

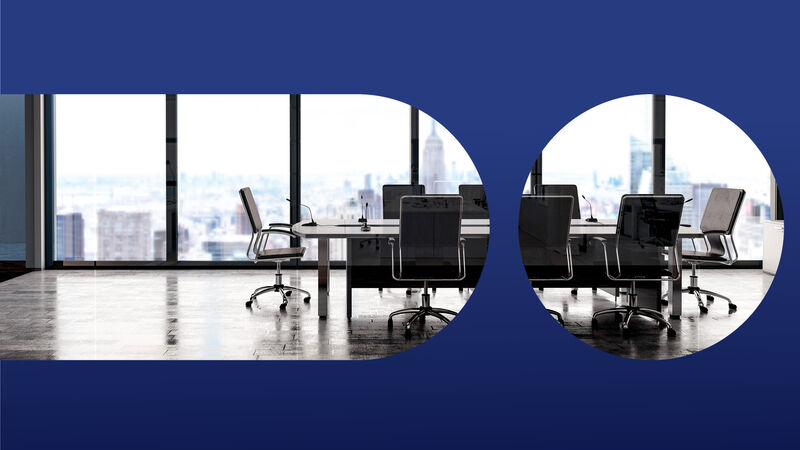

[166,95,178,262]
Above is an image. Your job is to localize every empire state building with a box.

[421,119,446,193]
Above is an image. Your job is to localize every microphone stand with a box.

[358,195,367,224]
[582,195,598,223]
[361,202,371,231]
[286,198,317,226]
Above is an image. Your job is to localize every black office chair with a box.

[519,195,575,325]
[458,184,489,295]
[535,184,586,296]
[382,184,426,295]
[239,187,310,310]
[459,184,489,219]
[591,194,684,337]
[680,188,745,313]
[387,195,466,337]
[383,184,425,219]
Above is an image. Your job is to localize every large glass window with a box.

[665,95,771,260]
[56,95,166,261]
[540,95,653,219]
[0,95,26,261]
[300,95,410,260]
[418,111,481,194]
[177,95,290,261]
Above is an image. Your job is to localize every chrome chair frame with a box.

[387,195,467,337]
[243,224,311,311]
[591,237,681,337]
[682,232,740,313]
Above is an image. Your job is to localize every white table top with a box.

[292,219,489,238]
[570,218,617,226]
[569,225,703,237]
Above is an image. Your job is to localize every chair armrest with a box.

[268,223,293,228]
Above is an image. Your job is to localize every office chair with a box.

[534,184,587,296]
[239,187,310,310]
[591,195,684,337]
[458,184,489,295]
[387,195,466,337]
[680,188,745,313]
[519,195,575,325]
[382,184,426,295]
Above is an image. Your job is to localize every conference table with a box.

[294,217,701,320]
[292,219,490,319]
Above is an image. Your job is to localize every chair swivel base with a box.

[388,305,457,338]
[592,306,676,338]
[683,286,737,313]
[547,309,565,325]
[245,282,310,310]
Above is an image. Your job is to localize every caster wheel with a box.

[279,303,287,310]
[729,304,737,311]
[432,288,437,293]
[419,315,425,323]
[667,328,677,338]
[378,288,383,292]
[406,289,412,296]
[660,299,669,306]
[621,326,631,338]
[591,318,598,329]
[699,305,708,314]
[592,287,597,292]
[706,295,714,301]
[658,321,668,329]
[570,289,578,296]
[459,287,464,292]
[245,300,253,308]
[304,296,311,303]
[404,328,411,338]
[285,291,292,296]
[614,312,623,323]
[538,287,544,291]
[387,318,393,328]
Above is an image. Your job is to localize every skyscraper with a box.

[629,136,652,194]
[421,119,446,193]
[97,210,152,260]
[56,212,85,261]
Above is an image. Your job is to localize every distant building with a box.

[97,210,151,260]
[629,136,652,194]
[421,119,446,193]
[56,212,85,261]
[235,203,250,235]
[153,226,191,260]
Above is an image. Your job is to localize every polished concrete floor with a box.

[0,270,470,360]
[538,269,774,360]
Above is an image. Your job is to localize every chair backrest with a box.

[535,184,581,219]
[614,194,684,277]
[459,184,489,219]
[238,187,261,233]
[519,195,574,279]
[383,184,425,219]
[698,188,745,256]
[398,195,463,280]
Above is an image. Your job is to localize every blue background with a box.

[2,1,798,448]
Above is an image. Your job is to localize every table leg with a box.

[346,240,352,320]
[318,238,329,319]
[669,245,682,318]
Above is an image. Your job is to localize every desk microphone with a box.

[358,195,368,223]
[582,195,598,222]
[361,202,371,231]
[286,198,317,226]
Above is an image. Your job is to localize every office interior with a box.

[0,94,487,360]
[521,94,783,360]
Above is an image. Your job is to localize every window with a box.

[665,95,771,260]
[55,95,166,261]
[0,95,26,261]
[540,95,653,219]
[177,95,290,261]
[418,110,481,194]
[300,95,410,260]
